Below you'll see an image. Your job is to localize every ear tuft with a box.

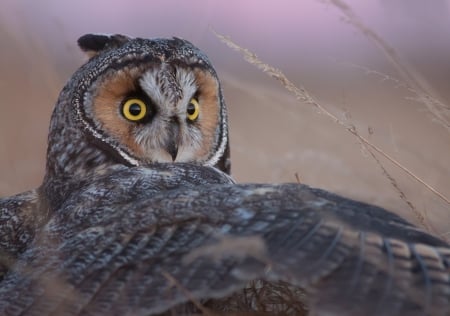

[77,34,130,58]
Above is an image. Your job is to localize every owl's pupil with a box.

[187,103,196,115]
[129,104,142,116]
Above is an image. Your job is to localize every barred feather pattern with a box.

[0,164,448,316]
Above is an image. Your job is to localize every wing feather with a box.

[0,182,448,315]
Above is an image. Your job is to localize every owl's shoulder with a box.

[0,189,46,278]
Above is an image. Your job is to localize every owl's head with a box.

[46,34,230,185]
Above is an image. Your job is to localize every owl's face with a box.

[44,34,230,187]
[85,53,221,165]
[73,35,228,170]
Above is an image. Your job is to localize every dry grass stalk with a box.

[328,0,450,132]
[213,32,450,211]
[207,280,308,316]
[141,272,310,315]
[360,138,431,232]
[161,270,218,316]
[329,0,450,131]
[294,173,301,184]
[345,63,450,130]
[343,63,409,89]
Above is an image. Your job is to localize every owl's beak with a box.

[166,118,180,161]
[167,141,178,161]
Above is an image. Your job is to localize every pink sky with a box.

[3,0,449,56]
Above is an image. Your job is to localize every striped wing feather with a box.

[0,183,448,315]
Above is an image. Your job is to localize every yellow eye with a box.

[187,97,199,121]
[122,98,147,121]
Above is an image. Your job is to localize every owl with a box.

[0,34,449,316]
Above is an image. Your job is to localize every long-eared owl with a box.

[0,34,449,316]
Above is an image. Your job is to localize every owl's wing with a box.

[0,190,43,279]
[0,183,449,316]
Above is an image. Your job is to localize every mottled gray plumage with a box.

[0,34,449,316]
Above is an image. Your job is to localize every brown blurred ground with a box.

[0,1,449,238]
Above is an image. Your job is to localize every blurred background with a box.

[1,0,449,237]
